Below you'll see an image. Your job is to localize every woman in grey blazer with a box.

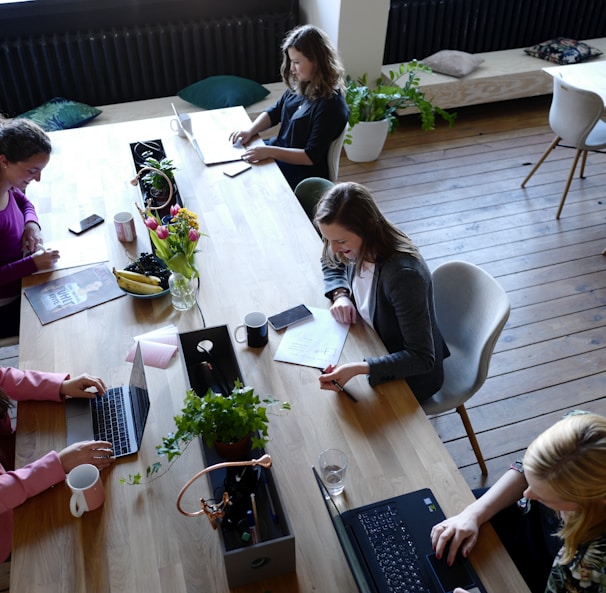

[314,182,449,402]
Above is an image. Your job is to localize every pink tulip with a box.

[156,226,169,239]
[170,204,181,217]
[188,229,199,242]
[145,217,159,230]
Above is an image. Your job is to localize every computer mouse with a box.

[234,138,243,148]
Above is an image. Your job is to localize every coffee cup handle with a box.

[170,118,180,133]
[234,324,247,343]
[70,492,86,518]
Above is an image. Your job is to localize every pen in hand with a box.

[319,367,358,403]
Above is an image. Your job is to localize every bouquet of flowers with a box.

[144,205,202,280]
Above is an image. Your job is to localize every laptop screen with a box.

[312,466,375,593]
[129,343,151,446]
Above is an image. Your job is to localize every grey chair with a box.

[422,260,511,475]
[521,77,606,219]
[294,177,334,224]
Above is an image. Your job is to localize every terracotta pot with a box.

[213,433,252,461]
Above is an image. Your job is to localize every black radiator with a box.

[384,0,606,64]
[0,12,296,116]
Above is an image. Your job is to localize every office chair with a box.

[327,124,348,182]
[521,77,606,219]
[294,177,334,224]
[422,261,511,475]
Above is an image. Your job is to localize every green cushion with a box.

[178,75,270,110]
[16,97,102,132]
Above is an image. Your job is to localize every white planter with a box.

[343,119,390,162]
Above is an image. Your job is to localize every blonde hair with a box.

[280,24,345,99]
[523,412,606,564]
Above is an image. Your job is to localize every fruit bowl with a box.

[113,253,171,299]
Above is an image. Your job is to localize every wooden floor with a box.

[338,95,606,490]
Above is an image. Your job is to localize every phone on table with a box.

[223,161,252,178]
[268,304,313,331]
[68,214,105,235]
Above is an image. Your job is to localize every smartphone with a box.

[68,214,105,235]
[268,304,313,331]
[223,161,252,178]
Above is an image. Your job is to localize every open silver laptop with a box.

[171,103,246,165]
[65,343,150,458]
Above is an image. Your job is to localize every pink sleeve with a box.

[0,367,68,402]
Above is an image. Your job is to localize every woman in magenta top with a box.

[0,366,114,562]
[0,118,60,338]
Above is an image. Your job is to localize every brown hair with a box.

[0,118,51,162]
[280,24,345,99]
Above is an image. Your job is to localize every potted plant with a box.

[141,156,177,199]
[121,380,290,485]
[344,60,456,162]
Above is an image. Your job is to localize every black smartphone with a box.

[268,304,313,331]
[68,214,105,235]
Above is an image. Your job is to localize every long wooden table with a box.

[12,107,530,593]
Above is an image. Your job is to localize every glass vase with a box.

[168,272,196,311]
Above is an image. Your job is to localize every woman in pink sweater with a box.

[0,366,114,562]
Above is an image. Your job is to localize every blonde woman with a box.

[431,411,606,593]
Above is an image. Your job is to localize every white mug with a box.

[114,211,136,242]
[66,464,105,517]
[170,115,192,138]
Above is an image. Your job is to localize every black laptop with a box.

[313,467,485,593]
[65,343,151,458]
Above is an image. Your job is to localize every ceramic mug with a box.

[66,463,105,517]
[234,312,269,348]
[170,115,192,138]
[113,211,136,242]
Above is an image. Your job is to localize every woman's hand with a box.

[241,145,273,163]
[229,130,254,147]
[330,294,357,324]
[22,221,43,255]
[430,508,482,566]
[58,440,115,473]
[31,248,60,270]
[60,374,108,399]
[319,362,369,392]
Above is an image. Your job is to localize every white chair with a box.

[422,261,511,475]
[327,124,347,182]
[521,77,606,219]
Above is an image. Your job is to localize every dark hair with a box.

[314,182,419,275]
[280,24,345,100]
[0,118,52,162]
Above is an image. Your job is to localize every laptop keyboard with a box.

[357,504,431,593]
[91,387,131,457]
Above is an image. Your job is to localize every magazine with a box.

[24,264,125,325]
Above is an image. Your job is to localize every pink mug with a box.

[114,211,137,242]
[66,464,105,517]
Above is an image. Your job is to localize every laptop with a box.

[65,343,151,458]
[313,467,486,593]
[171,103,246,165]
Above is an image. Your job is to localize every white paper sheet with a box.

[127,325,179,368]
[33,236,109,274]
[273,306,350,369]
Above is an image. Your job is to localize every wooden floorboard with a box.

[338,94,606,490]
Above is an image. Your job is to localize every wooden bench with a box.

[88,81,285,127]
[382,38,606,114]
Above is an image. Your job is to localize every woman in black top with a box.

[230,24,349,189]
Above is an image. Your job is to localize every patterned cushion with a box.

[178,75,270,110]
[15,97,102,132]
[524,38,603,65]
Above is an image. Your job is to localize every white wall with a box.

[299,0,390,81]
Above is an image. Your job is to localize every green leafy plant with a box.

[142,156,177,194]
[121,380,290,485]
[344,60,456,143]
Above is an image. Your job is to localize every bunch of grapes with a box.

[125,252,171,289]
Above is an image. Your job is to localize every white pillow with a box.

[422,50,484,78]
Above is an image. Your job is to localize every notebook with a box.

[65,343,151,458]
[171,103,246,165]
[313,467,486,593]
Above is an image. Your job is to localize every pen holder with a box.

[178,325,296,587]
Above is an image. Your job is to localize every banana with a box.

[112,267,161,286]
[115,275,164,295]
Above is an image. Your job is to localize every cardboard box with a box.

[179,326,296,587]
